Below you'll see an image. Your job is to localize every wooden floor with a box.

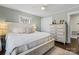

[55,38,79,54]
[44,38,79,55]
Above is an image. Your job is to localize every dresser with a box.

[50,24,66,44]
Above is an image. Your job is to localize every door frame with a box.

[67,11,79,43]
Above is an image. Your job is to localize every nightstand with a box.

[0,22,8,54]
[0,35,6,53]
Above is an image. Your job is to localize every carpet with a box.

[45,46,77,55]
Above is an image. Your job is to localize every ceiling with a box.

[1,4,79,17]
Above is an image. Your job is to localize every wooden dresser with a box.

[50,24,67,44]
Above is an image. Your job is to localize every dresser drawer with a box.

[56,28,65,31]
[56,32,65,35]
[56,37,66,43]
[50,30,55,32]
[56,25,65,28]
[57,35,65,38]
[50,31,56,33]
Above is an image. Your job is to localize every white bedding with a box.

[5,32,51,55]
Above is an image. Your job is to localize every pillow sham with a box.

[12,27,25,34]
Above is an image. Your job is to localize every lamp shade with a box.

[0,22,8,35]
[32,24,37,32]
[32,24,36,28]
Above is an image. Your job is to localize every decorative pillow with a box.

[25,25,33,34]
[12,27,25,34]
[25,25,37,34]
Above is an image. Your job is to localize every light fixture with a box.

[41,6,46,10]
[41,4,47,10]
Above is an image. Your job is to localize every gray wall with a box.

[0,6,41,31]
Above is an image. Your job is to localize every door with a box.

[41,16,52,32]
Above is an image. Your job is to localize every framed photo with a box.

[19,15,31,24]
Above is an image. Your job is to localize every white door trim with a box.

[67,11,79,43]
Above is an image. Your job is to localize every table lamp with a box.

[32,24,37,32]
[0,22,8,36]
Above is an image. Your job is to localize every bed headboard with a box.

[7,22,28,27]
[7,22,29,32]
[6,22,36,33]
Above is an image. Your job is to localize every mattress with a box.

[5,32,51,55]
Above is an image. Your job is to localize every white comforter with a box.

[5,32,51,55]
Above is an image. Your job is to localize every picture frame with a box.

[19,15,31,24]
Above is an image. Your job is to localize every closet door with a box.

[41,16,52,32]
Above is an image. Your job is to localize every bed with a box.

[5,31,55,55]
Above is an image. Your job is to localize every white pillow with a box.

[12,27,25,34]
